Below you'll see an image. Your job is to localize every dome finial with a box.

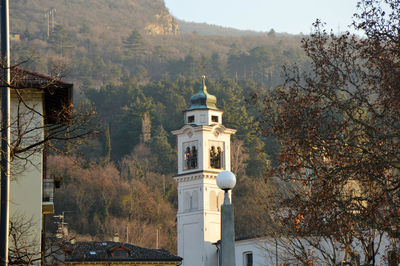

[187,75,218,110]
[201,75,207,93]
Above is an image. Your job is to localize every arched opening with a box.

[184,145,198,170]
[210,145,223,169]
[185,147,191,169]
[191,146,197,169]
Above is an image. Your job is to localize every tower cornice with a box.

[174,171,221,183]
[171,124,236,136]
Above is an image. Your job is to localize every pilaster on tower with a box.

[172,76,236,266]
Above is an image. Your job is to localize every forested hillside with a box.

[10,0,305,251]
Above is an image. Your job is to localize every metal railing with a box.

[43,178,54,203]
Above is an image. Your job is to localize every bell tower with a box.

[172,76,236,266]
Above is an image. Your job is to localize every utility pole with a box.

[46,10,49,38]
[54,212,68,239]
[50,9,55,33]
[0,0,11,265]
[44,8,56,39]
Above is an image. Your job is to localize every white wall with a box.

[235,234,395,266]
[5,91,44,264]
[235,239,277,266]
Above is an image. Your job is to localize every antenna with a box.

[44,8,56,39]
[201,56,205,75]
[51,8,56,33]
[54,211,69,239]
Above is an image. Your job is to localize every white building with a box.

[2,68,72,264]
[172,76,236,266]
[234,234,396,266]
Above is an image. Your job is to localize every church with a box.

[172,77,270,266]
[172,76,236,266]
[171,77,392,266]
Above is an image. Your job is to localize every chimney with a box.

[113,233,119,242]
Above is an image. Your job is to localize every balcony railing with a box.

[43,178,54,202]
[43,178,54,214]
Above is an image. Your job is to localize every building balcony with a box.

[42,178,54,214]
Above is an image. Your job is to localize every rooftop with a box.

[8,67,73,124]
[63,241,182,263]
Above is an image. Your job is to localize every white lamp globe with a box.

[216,171,236,191]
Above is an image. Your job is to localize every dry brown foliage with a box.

[252,0,400,264]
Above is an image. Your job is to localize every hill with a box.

[10,0,178,38]
[9,0,304,248]
[10,0,304,68]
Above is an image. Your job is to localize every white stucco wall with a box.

[1,91,45,264]
[176,172,224,266]
[235,239,277,266]
[235,234,394,266]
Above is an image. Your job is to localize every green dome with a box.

[188,76,218,110]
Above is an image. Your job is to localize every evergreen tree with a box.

[149,125,176,174]
[123,29,146,57]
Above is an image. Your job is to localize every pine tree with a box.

[123,29,146,57]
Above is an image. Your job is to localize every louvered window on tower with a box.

[183,142,198,170]
[210,146,222,169]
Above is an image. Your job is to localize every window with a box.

[185,147,191,169]
[188,115,194,123]
[183,141,198,170]
[185,146,198,170]
[190,146,197,168]
[388,250,399,265]
[243,252,253,266]
[211,115,219,123]
[210,146,222,169]
[112,249,128,257]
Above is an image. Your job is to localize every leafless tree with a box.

[252,0,400,264]
[8,215,40,265]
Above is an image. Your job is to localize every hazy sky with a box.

[164,0,360,34]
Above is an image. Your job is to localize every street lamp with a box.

[217,171,236,266]
[0,1,11,265]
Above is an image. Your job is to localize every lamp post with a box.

[0,0,10,265]
[216,171,236,266]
